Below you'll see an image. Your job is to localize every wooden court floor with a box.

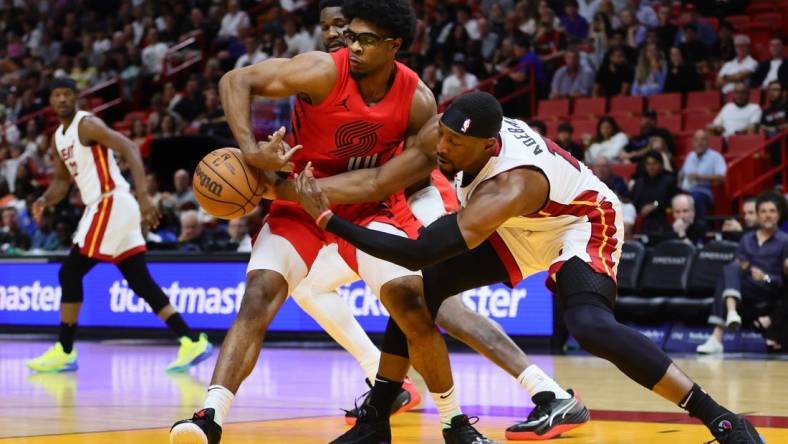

[1,339,786,443]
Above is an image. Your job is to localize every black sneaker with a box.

[331,405,391,444]
[505,389,590,440]
[344,377,421,425]
[442,414,497,444]
[170,408,222,444]
[706,414,766,444]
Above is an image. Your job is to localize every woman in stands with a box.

[585,115,629,164]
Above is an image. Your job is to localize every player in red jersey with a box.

[171,1,497,443]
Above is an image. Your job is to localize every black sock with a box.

[165,313,199,341]
[59,322,77,353]
[680,384,733,428]
[368,374,403,419]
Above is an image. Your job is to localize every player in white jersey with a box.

[26,78,213,374]
[292,92,765,444]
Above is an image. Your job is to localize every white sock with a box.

[431,386,462,429]
[204,385,235,426]
[517,365,571,399]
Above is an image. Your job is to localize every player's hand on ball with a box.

[244,126,302,172]
[295,162,330,224]
[138,195,161,229]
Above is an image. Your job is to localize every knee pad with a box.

[556,257,616,312]
[58,263,85,304]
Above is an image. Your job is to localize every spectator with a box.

[590,156,629,199]
[664,46,703,94]
[146,172,163,209]
[646,135,674,173]
[722,196,758,242]
[172,75,206,122]
[560,1,589,43]
[177,209,228,252]
[555,122,584,161]
[619,8,646,49]
[130,118,153,159]
[533,8,567,74]
[631,42,666,97]
[631,151,677,235]
[526,119,547,136]
[751,38,787,90]
[282,17,313,57]
[593,46,634,97]
[156,114,180,138]
[219,0,251,39]
[549,48,594,99]
[711,20,735,63]
[141,28,168,77]
[172,169,198,210]
[630,0,657,29]
[679,129,727,221]
[0,206,31,252]
[477,18,500,61]
[585,115,629,164]
[31,210,61,251]
[456,5,481,40]
[421,65,442,100]
[673,4,716,48]
[621,109,675,164]
[654,5,677,52]
[235,36,268,69]
[670,193,708,246]
[761,81,787,135]
[607,28,638,65]
[716,34,757,94]
[440,55,478,102]
[677,22,708,69]
[587,12,612,69]
[227,217,251,252]
[709,82,762,137]
[698,192,788,355]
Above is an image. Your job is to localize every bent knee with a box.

[237,270,289,317]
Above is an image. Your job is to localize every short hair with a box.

[756,191,787,219]
[643,150,662,165]
[527,119,547,135]
[672,193,694,210]
[319,0,343,10]
[342,0,416,49]
[743,196,758,205]
[557,122,573,133]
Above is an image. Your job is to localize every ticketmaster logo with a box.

[0,282,62,311]
[110,280,246,315]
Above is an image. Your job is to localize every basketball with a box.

[192,147,268,219]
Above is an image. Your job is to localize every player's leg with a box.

[291,244,380,382]
[333,222,493,444]
[26,247,98,372]
[556,257,764,444]
[114,251,213,372]
[170,223,312,444]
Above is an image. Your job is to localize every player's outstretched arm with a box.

[78,116,160,228]
[34,143,72,219]
[296,166,549,270]
[219,52,335,171]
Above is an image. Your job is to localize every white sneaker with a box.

[697,335,724,354]
[726,312,742,330]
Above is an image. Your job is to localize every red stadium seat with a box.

[537,99,570,119]
[609,96,643,115]
[683,112,715,131]
[725,15,750,31]
[708,135,724,153]
[610,163,637,181]
[727,134,766,157]
[752,13,783,30]
[616,116,641,136]
[648,93,682,113]
[686,91,720,112]
[657,113,682,133]
[570,117,597,141]
[572,97,606,117]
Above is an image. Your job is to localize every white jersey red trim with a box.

[455,117,623,290]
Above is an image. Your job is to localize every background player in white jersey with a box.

[292,92,765,444]
[26,78,213,374]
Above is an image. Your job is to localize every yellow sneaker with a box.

[26,343,78,373]
[166,333,214,373]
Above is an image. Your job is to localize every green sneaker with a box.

[166,333,214,373]
[26,343,78,373]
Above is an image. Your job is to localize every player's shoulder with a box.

[412,80,436,109]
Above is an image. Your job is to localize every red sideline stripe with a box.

[113,245,147,263]
[488,232,523,287]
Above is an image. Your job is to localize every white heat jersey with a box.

[54,110,129,206]
[455,117,623,288]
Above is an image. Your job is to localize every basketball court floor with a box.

[1,338,786,443]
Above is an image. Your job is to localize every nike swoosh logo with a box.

[679,392,693,409]
[439,388,455,399]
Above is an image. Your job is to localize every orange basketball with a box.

[193,147,268,219]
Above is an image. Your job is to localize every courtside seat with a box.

[615,241,663,321]
[665,241,738,322]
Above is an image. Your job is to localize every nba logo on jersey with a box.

[461,118,471,133]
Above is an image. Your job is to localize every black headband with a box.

[49,77,78,93]
[441,101,501,139]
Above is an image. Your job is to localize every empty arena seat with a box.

[657,113,681,133]
[727,134,766,157]
[572,97,606,117]
[640,240,696,297]
[615,242,665,321]
[665,241,738,322]
[616,241,646,295]
[609,96,643,115]
[686,91,720,112]
[616,116,641,136]
[683,112,715,132]
[648,93,682,113]
[537,99,570,119]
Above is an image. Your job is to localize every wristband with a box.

[316,210,333,226]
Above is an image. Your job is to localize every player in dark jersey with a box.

[290,92,766,444]
[171,1,495,443]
